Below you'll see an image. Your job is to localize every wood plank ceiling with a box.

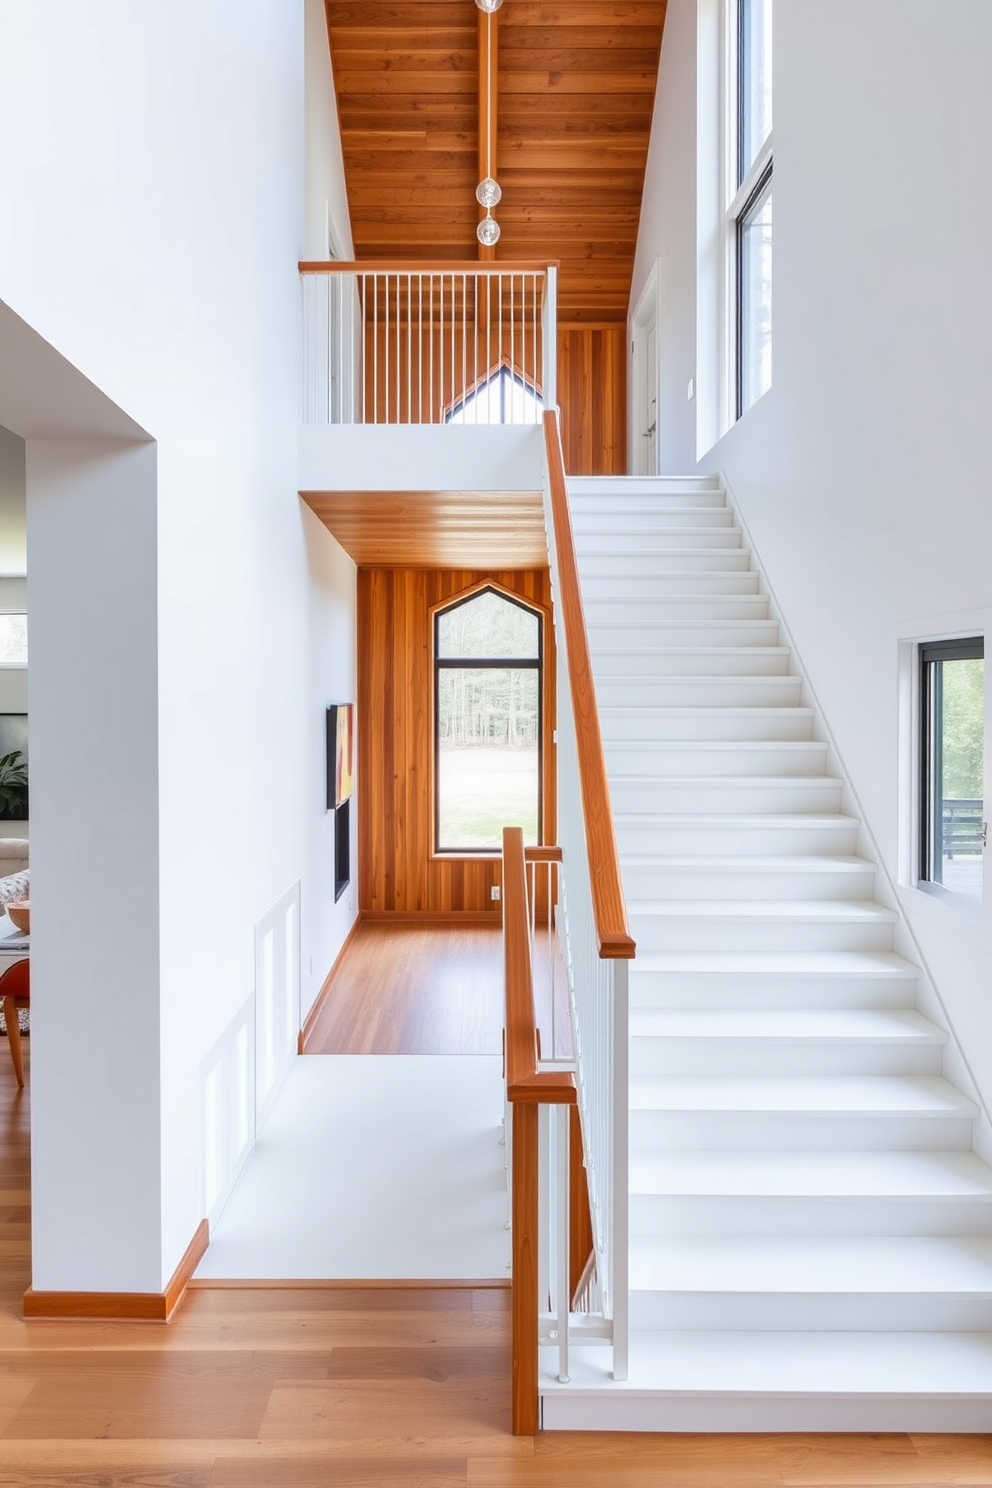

[325,0,668,325]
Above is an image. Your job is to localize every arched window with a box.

[434,586,543,852]
[445,365,543,426]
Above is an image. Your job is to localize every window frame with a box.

[918,634,985,895]
[432,584,544,856]
[725,0,773,425]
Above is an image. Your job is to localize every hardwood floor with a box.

[4,1011,992,1481]
[303,921,571,1058]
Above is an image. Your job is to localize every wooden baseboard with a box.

[360,910,502,925]
[299,915,363,1053]
[24,1219,209,1322]
[188,1276,510,1290]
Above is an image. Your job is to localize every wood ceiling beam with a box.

[477,5,498,262]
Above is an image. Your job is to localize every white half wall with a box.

[633,0,992,1111]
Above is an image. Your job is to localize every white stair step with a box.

[540,1330,992,1432]
[628,1236,992,1330]
[629,1006,944,1076]
[628,949,921,1009]
[628,898,897,952]
[568,475,723,498]
[590,646,791,677]
[621,855,876,903]
[629,1150,992,1237]
[628,1074,977,1150]
[606,739,829,778]
[610,775,844,815]
[596,674,804,707]
[588,620,781,649]
[578,548,753,575]
[575,527,744,552]
[601,706,814,742]
[581,571,762,598]
[573,507,736,531]
[586,594,770,623]
[614,812,860,856]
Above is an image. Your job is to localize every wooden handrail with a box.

[523,845,563,864]
[543,410,636,961]
[299,259,559,275]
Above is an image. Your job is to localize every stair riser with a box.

[628,1292,992,1332]
[616,822,859,855]
[628,974,918,1011]
[610,781,844,814]
[621,868,876,902]
[606,743,829,777]
[574,510,735,531]
[569,477,722,497]
[628,1039,943,1078]
[628,1112,975,1151]
[629,1195,992,1238]
[589,622,782,649]
[597,678,804,706]
[576,529,744,552]
[591,649,791,677]
[582,573,762,598]
[570,492,727,511]
[587,597,771,624]
[578,550,753,575]
[602,711,815,743]
[628,917,893,953]
[540,1390,992,1434]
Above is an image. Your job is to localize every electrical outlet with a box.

[491,885,501,901]
[687,376,695,401]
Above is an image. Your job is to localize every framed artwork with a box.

[326,703,355,810]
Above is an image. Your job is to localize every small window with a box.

[445,365,543,426]
[920,637,985,899]
[434,586,542,852]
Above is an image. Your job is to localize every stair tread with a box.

[541,1329,992,1396]
[628,1008,945,1042]
[629,949,918,976]
[628,1149,992,1198]
[628,1073,978,1116]
[602,705,813,717]
[628,899,896,920]
[622,854,873,872]
[615,813,857,825]
[629,1236,992,1293]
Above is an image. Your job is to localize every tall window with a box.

[730,0,772,418]
[920,637,985,900]
[434,586,542,852]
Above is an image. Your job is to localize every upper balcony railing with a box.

[300,261,557,427]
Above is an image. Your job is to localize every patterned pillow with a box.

[0,869,29,908]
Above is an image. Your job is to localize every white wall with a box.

[304,0,354,261]
[633,1,992,1108]
[0,0,358,1289]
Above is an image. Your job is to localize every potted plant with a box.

[0,749,28,820]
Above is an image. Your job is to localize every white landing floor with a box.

[194,1054,510,1281]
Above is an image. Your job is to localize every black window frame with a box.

[919,635,985,889]
[433,585,544,855]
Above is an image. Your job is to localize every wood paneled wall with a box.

[557,325,628,476]
[358,567,555,916]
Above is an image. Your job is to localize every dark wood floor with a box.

[3,990,992,1481]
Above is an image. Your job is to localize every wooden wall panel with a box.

[557,326,627,475]
[358,567,556,916]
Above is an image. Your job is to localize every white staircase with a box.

[542,475,992,1431]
